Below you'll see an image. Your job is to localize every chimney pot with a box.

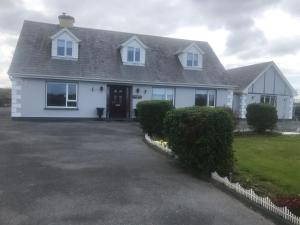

[58,13,75,28]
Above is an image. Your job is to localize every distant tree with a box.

[0,88,11,107]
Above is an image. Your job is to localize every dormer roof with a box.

[50,28,81,42]
[176,42,205,55]
[119,35,148,49]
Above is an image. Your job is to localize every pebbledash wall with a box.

[11,77,233,119]
[235,66,294,119]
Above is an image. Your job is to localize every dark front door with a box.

[109,85,130,119]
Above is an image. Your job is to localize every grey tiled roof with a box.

[9,21,234,88]
[226,62,272,91]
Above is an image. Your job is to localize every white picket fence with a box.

[211,171,300,225]
[145,134,173,155]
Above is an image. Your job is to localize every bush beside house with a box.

[246,103,278,133]
[0,88,11,107]
[164,107,234,176]
[136,100,173,137]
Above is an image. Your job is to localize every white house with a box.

[8,14,296,120]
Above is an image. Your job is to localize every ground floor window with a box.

[152,87,174,102]
[46,82,78,108]
[260,95,276,107]
[195,90,216,107]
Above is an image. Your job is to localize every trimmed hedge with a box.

[246,103,278,133]
[217,107,238,129]
[136,100,174,137]
[164,107,234,176]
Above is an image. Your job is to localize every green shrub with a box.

[136,100,173,137]
[246,103,278,133]
[217,107,238,129]
[164,107,234,176]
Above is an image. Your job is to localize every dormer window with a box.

[127,47,140,62]
[177,43,204,70]
[187,53,198,67]
[119,36,147,66]
[57,39,73,57]
[50,28,80,60]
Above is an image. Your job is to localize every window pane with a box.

[260,96,264,103]
[166,88,174,102]
[127,47,134,62]
[57,39,65,56]
[193,54,198,66]
[135,48,140,62]
[68,84,77,100]
[195,94,207,106]
[66,41,72,56]
[67,101,77,107]
[208,93,215,106]
[187,53,193,66]
[152,88,165,100]
[47,83,66,106]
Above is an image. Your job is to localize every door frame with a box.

[106,84,132,119]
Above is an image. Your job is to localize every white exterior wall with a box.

[16,78,106,118]
[175,87,195,107]
[216,89,233,108]
[12,78,235,119]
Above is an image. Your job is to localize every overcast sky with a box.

[1,0,300,91]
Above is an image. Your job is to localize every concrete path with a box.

[0,108,275,225]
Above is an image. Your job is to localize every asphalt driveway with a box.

[0,108,275,225]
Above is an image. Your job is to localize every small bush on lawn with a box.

[136,100,173,137]
[164,107,234,176]
[246,103,278,133]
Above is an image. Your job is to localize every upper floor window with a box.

[127,47,140,62]
[57,39,73,57]
[195,90,216,107]
[46,82,77,108]
[261,95,276,107]
[187,53,199,67]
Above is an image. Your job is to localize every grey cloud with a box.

[267,38,300,56]
[0,0,299,83]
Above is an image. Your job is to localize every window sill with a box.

[183,66,203,71]
[123,62,145,66]
[44,107,79,110]
[51,56,78,61]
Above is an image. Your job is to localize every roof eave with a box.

[9,72,236,89]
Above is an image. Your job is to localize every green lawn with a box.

[233,134,300,197]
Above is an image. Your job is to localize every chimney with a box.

[58,13,75,28]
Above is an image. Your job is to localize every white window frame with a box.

[260,95,276,107]
[127,46,140,63]
[195,89,216,107]
[152,87,174,104]
[187,52,199,67]
[57,39,73,57]
[46,82,78,109]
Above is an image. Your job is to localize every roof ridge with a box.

[226,61,273,71]
[23,20,209,44]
